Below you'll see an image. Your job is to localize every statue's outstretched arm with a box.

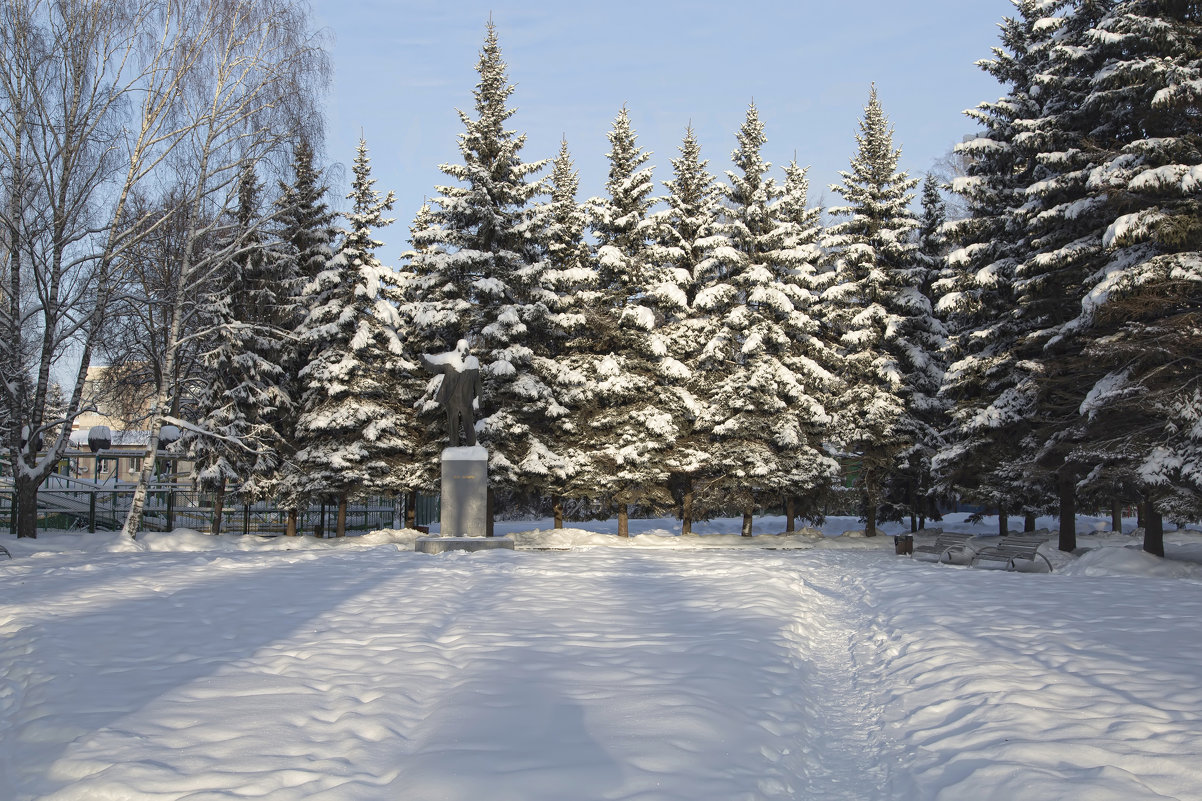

[420,354,447,374]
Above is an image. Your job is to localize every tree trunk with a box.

[553,494,564,529]
[1143,500,1164,557]
[121,415,169,538]
[405,490,417,529]
[680,481,694,536]
[1058,470,1077,552]
[1137,499,1145,527]
[617,503,629,538]
[1025,512,1037,532]
[1111,496,1122,533]
[785,496,796,533]
[286,508,298,537]
[909,480,918,532]
[864,496,878,537]
[998,504,1009,538]
[15,476,39,539]
[741,506,754,537]
[336,491,347,537]
[211,479,226,536]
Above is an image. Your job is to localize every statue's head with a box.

[456,339,470,358]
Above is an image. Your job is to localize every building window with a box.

[97,457,116,473]
[127,457,143,473]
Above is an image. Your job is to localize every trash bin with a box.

[894,534,914,555]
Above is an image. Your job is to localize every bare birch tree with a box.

[2,0,207,538]
[1,0,327,539]
[117,0,328,536]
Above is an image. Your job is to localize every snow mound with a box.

[1059,544,1202,580]
[2,530,145,557]
[133,528,428,553]
[355,528,426,547]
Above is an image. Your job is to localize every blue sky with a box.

[309,0,1016,266]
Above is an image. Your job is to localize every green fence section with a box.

[2,476,439,536]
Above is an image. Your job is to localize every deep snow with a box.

[2,514,1202,800]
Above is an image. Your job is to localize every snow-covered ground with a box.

[3,514,1202,800]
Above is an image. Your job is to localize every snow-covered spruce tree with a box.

[820,86,924,537]
[295,139,412,537]
[1055,0,1202,555]
[696,103,835,536]
[890,172,951,530]
[772,157,840,528]
[267,139,337,536]
[647,125,724,535]
[529,138,596,527]
[581,106,675,537]
[1008,0,1116,552]
[184,165,288,534]
[393,202,450,525]
[934,1,1062,536]
[408,22,561,512]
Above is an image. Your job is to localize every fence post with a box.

[243,502,250,536]
[89,489,96,533]
[166,485,175,531]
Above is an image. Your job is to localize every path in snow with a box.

[0,548,892,801]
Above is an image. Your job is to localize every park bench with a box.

[970,536,1053,572]
[913,532,977,564]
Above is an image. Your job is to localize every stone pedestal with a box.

[439,445,488,537]
[415,445,504,553]
[415,446,503,554]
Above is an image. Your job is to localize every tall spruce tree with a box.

[531,139,596,526]
[269,139,337,536]
[697,103,835,536]
[821,86,922,537]
[773,158,840,528]
[648,126,724,534]
[1007,0,1113,552]
[581,106,674,537]
[935,1,1062,536]
[394,201,448,524]
[1053,0,1202,554]
[893,173,951,530]
[408,21,560,507]
[185,165,287,534]
[295,139,409,537]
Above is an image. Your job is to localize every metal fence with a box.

[1,475,439,536]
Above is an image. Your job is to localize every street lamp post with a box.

[86,426,112,533]
[158,424,180,530]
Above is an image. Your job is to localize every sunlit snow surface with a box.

[3,515,1202,800]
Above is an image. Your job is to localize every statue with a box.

[420,339,482,447]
